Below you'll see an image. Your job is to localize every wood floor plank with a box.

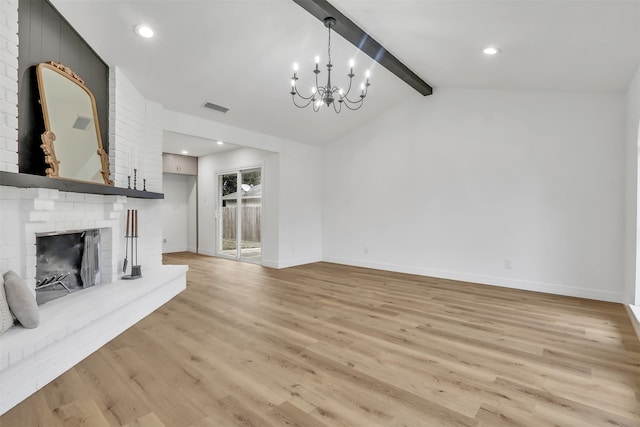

[53,398,111,427]
[121,412,166,427]
[2,252,639,426]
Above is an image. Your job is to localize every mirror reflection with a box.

[36,62,112,185]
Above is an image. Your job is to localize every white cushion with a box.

[0,274,14,334]
[3,271,39,329]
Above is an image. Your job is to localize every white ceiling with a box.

[51,0,640,150]
[162,131,239,157]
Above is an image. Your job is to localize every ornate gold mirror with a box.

[36,61,112,185]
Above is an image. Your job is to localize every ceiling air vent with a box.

[201,101,229,114]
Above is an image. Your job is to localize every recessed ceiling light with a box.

[217,141,224,145]
[483,46,501,55]
[181,150,188,155]
[135,24,154,38]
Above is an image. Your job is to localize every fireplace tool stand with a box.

[123,209,142,280]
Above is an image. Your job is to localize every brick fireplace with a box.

[0,0,186,415]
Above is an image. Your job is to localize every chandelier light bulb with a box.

[339,88,344,96]
[349,59,355,68]
[360,83,365,90]
[315,55,320,64]
[293,62,299,72]
[291,79,296,87]
[365,70,371,78]
[315,99,323,107]
[311,87,317,94]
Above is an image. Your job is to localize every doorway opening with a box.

[217,167,262,263]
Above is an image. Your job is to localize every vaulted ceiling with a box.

[51,0,640,148]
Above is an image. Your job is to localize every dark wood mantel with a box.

[0,171,163,199]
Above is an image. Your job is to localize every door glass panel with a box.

[240,168,261,260]
[219,172,237,257]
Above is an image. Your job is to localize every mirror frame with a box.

[36,61,113,185]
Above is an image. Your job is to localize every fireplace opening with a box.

[35,229,101,305]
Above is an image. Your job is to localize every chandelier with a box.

[290,17,371,113]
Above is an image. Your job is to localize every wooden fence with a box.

[222,206,261,243]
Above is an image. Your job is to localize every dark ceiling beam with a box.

[292,0,433,96]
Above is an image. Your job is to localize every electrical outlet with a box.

[504,259,512,269]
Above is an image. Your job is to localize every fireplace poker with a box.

[132,209,142,278]
[123,209,130,273]
[123,209,142,279]
[134,209,138,267]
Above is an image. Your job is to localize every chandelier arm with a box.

[291,95,315,109]
[343,77,354,96]
[342,84,368,105]
[332,100,342,113]
[293,85,315,100]
[341,99,365,111]
[341,94,364,105]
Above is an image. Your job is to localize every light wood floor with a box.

[2,252,640,426]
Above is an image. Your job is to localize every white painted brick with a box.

[63,192,85,202]
[28,211,50,222]
[7,344,22,366]
[0,185,19,198]
[32,199,55,211]
[4,115,17,130]
[84,194,103,204]
[24,265,35,280]
[6,40,19,60]
[0,351,8,371]
[1,23,165,413]
[24,243,36,257]
[34,336,48,352]
[0,163,18,172]
[0,125,17,139]
[4,85,17,104]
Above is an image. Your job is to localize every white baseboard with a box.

[162,246,187,254]
[262,256,321,269]
[197,249,216,257]
[625,305,640,342]
[322,257,624,303]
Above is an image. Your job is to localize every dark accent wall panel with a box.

[18,0,109,175]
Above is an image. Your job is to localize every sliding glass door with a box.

[217,167,262,262]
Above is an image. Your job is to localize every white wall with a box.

[162,173,196,253]
[187,174,197,253]
[277,142,323,267]
[323,88,626,302]
[627,64,640,305]
[109,68,163,193]
[165,109,322,268]
[109,68,164,272]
